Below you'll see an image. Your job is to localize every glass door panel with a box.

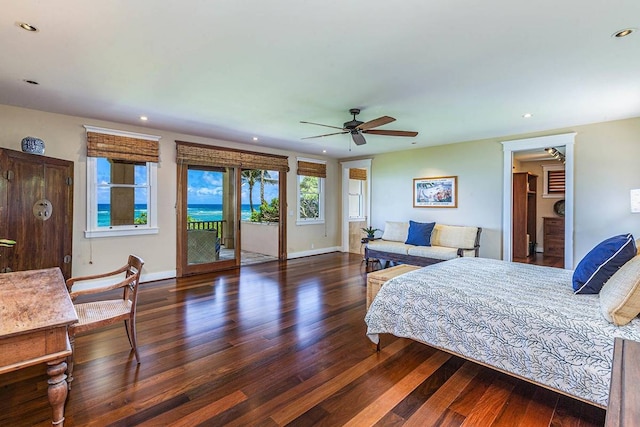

[181,166,238,275]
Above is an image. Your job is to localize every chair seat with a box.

[73,299,132,333]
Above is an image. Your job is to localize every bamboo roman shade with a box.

[176,141,289,172]
[297,160,326,178]
[547,169,566,193]
[349,168,367,180]
[86,131,159,163]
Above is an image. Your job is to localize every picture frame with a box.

[413,176,457,208]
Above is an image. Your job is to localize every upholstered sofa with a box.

[365,221,481,267]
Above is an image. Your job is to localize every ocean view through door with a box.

[177,165,239,276]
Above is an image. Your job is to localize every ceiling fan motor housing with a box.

[344,119,364,129]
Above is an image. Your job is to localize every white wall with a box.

[362,116,640,267]
[0,105,341,280]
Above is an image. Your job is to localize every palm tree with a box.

[259,170,278,205]
[241,169,261,212]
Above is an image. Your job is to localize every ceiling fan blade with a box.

[300,121,344,130]
[363,129,419,137]
[357,116,395,131]
[351,131,367,146]
[302,131,348,140]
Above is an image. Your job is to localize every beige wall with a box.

[362,116,640,267]
[0,105,341,280]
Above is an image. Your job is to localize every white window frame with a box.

[296,158,325,225]
[348,178,366,221]
[542,164,565,198]
[84,127,159,238]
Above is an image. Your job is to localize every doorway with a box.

[175,141,290,277]
[341,159,372,254]
[177,165,240,276]
[502,133,575,269]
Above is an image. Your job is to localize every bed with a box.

[365,257,640,408]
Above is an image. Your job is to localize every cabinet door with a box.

[0,149,73,278]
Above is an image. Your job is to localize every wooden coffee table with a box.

[366,264,420,310]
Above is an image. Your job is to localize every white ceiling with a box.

[1,1,639,158]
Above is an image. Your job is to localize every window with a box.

[297,158,326,224]
[348,168,367,220]
[542,164,565,198]
[84,126,160,237]
[349,179,365,219]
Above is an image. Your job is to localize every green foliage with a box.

[361,227,379,237]
[299,176,319,219]
[250,198,279,223]
[134,212,148,225]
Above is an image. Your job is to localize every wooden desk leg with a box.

[47,357,69,426]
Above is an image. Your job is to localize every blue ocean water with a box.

[97,204,253,227]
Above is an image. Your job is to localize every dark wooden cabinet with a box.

[0,148,73,278]
[543,217,564,258]
[512,172,537,258]
[606,338,640,426]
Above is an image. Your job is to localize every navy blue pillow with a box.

[573,233,636,294]
[405,221,435,246]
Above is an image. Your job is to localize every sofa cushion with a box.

[407,245,459,260]
[431,224,478,249]
[573,233,636,294]
[405,221,435,246]
[367,240,410,255]
[381,221,409,242]
[600,254,640,325]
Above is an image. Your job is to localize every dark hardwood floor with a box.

[0,253,605,426]
[513,252,565,268]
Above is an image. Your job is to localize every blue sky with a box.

[188,169,279,205]
[97,159,279,205]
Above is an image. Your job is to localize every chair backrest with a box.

[124,254,144,309]
[66,254,145,304]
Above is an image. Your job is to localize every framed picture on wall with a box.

[413,176,457,208]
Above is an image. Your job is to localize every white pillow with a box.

[600,254,640,326]
[381,221,409,242]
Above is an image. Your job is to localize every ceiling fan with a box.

[300,108,418,146]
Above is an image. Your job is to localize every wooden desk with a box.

[605,337,640,426]
[0,268,78,426]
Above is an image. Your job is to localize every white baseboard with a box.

[287,246,341,259]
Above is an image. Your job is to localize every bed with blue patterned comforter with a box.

[365,257,640,407]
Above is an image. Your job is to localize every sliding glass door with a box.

[177,165,240,276]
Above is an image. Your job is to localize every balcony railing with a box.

[187,220,224,241]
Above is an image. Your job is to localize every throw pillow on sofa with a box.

[573,233,636,294]
[381,221,409,242]
[405,220,436,246]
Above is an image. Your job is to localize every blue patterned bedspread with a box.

[365,257,640,407]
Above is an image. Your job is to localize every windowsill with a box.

[349,217,366,222]
[85,227,159,238]
[296,220,325,226]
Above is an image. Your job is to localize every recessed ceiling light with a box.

[139,116,148,121]
[252,137,258,141]
[322,149,327,153]
[612,28,636,38]
[522,113,533,118]
[17,22,38,32]
[23,79,39,85]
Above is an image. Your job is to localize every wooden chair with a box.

[65,254,144,387]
